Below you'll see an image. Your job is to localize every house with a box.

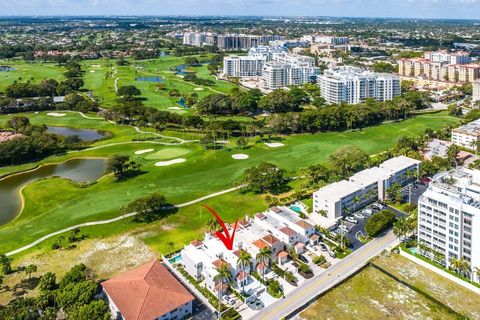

[101,261,195,320]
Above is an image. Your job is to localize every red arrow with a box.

[202,205,238,250]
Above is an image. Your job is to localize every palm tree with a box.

[213,264,231,319]
[393,219,406,242]
[205,218,220,233]
[25,264,37,279]
[352,195,360,213]
[236,250,251,293]
[473,267,480,283]
[256,248,271,282]
[450,257,460,274]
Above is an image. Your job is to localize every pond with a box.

[0,66,15,72]
[135,76,164,83]
[0,158,106,225]
[177,97,187,108]
[46,126,106,141]
[175,64,194,76]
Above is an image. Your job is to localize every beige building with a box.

[473,80,480,103]
[451,119,480,149]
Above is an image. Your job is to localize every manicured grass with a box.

[81,55,239,111]
[0,60,65,92]
[144,147,191,160]
[300,262,467,320]
[0,111,460,253]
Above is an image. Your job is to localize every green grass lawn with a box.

[0,111,460,254]
[0,60,65,92]
[81,55,239,112]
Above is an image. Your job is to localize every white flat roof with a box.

[350,167,391,186]
[379,155,421,173]
[314,179,362,200]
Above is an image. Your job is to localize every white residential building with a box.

[424,51,471,65]
[223,55,266,77]
[248,45,288,61]
[451,119,480,149]
[313,156,421,224]
[473,80,480,103]
[417,168,480,283]
[318,66,401,104]
[262,56,320,91]
[301,34,349,45]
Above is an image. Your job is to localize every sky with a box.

[0,0,479,19]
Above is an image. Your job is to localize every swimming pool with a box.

[290,205,303,214]
[169,254,182,264]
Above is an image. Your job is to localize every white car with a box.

[346,216,358,224]
[354,212,364,219]
[363,209,373,215]
[339,225,349,232]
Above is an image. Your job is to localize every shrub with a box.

[365,210,397,237]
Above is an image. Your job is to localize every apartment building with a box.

[398,50,479,84]
[182,32,284,50]
[301,34,349,45]
[223,55,266,77]
[248,45,288,61]
[473,80,480,103]
[262,57,320,91]
[317,66,401,104]
[417,168,480,283]
[313,156,421,224]
[451,119,480,149]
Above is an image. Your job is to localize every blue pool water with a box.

[169,254,182,264]
[136,76,163,83]
[409,247,418,254]
[290,205,303,214]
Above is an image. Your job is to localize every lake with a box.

[0,158,106,225]
[0,66,15,72]
[46,126,106,141]
[135,76,164,83]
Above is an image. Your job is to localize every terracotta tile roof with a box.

[214,282,228,293]
[233,250,242,257]
[238,219,250,228]
[212,259,230,269]
[236,271,248,281]
[270,206,282,213]
[262,234,280,246]
[191,239,203,247]
[294,242,305,248]
[256,262,267,270]
[296,220,313,230]
[101,261,194,320]
[277,251,288,258]
[255,213,266,220]
[279,226,297,237]
[252,239,268,250]
[310,234,320,240]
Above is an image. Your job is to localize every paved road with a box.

[249,230,399,320]
[5,185,245,257]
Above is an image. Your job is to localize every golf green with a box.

[144,147,191,160]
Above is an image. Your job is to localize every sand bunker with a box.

[168,107,183,110]
[90,70,96,73]
[134,149,154,155]
[47,112,66,117]
[232,154,249,160]
[155,158,186,167]
[194,87,204,91]
[265,142,285,148]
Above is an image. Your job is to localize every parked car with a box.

[372,203,384,210]
[224,296,235,306]
[299,254,309,263]
[338,225,349,232]
[346,216,358,224]
[363,208,373,215]
[319,243,328,252]
[247,299,264,310]
[330,231,338,237]
[354,212,364,219]
[329,251,337,258]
